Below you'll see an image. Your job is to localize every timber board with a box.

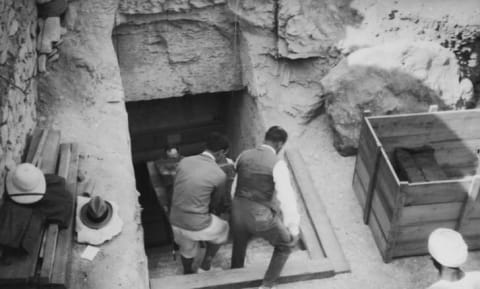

[368,109,480,140]
[353,173,392,237]
[404,179,471,205]
[151,258,334,289]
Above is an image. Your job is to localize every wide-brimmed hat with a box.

[6,163,46,204]
[428,228,468,267]
[76,196,123,245]
[79,196,114,229]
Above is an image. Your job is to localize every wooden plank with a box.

[150,258,334,289]
[355,154,395,219]
[39,130,61,174]
[38,225,59,284]
[31,129,48,166]
[285,149,350,273]
[368,109,480,140]
[364,146,382,224]
[405,179,470,205]
[368,208,389,260]
[51,143,78,287]
[400,202,463,226]
[290,172,325,260]
[39,143,71,285]
[25,128,43,162]
[456,176,480,231]
[353,173,392,237]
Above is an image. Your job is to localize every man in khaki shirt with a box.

[169,133,230,274]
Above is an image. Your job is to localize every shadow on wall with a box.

[305,65,449,156]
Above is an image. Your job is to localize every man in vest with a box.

[169,133,230,274]
[426,228,480,289]
[231,126,300,289]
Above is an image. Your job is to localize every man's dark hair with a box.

[205,132,229,152]
[265,126,288,143]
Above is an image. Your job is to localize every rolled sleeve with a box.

[273,160,300,236]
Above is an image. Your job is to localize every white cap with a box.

[428,228,468,268]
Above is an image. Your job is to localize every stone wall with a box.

[227,91,265,157]
[114,0,243,101]
[0,0,37,200]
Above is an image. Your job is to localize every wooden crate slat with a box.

[285,149,350,273]
[353,173,392,238]
[150,258,334,289]
[368,109,480,140]
[456,176,480,231]
[51,143,78,287]
[404,179,470,205]
[400,202,463,226]
[39,130,61,174]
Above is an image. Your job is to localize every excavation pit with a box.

[125,92,349,288]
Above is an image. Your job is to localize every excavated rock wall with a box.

[227,0,480,156]
[115,0,242,101]
[0,0,37,200]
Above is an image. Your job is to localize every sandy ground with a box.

[256,112,480,289]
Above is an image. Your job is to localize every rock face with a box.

[0,0,37,200]
[277,0,362,59]
[114,1,242,101]
[119,0,226,14]
[320,42,459,155]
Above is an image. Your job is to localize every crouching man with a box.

[231,126,300,289]
[169,133,230,274]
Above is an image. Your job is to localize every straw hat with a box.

[428,228,468,268]
[79,196,114,229]
[6,163,46,204]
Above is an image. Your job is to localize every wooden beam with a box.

[150,258,334,289]
[456,176,480,231]
[39,143,71,285]
[285,149,350,273]
[364,147,382,224]
[51,143,79,288]
[39,130,61,174]
[38,225,59,284]
[31,129,48,166]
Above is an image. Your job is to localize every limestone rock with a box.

[320,42,459,156]
[277,0,362,59]
[119,0,226,14]
[114,5,242,100]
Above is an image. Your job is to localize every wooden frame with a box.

[0,128,79,288]
[353,109,480,262]
[149,148,349,289]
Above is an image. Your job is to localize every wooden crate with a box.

[353,109,480,262]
